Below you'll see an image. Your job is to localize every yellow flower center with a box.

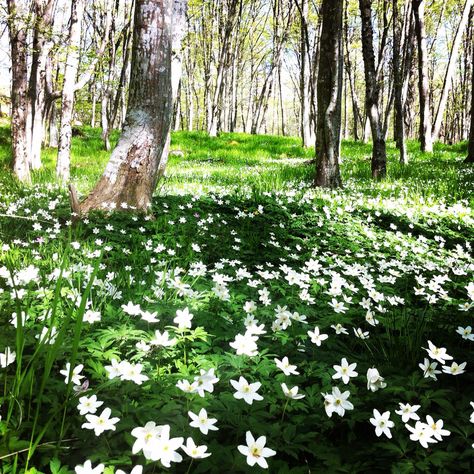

[251,447,261,457]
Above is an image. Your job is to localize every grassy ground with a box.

[0,125,473,473]
[0,124,472,203]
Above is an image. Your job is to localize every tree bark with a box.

[314,0,343,188]
[56,0,85,181]
[466,40,474,163]
[344,4,362,141]
[110,25,133,130]
[28,0,55,170]
[393,0,407,164]
[412,0,433,152]
[359,0,387,179]
[77,0,180,214]
[101,87,111,151]
[299,0,312,146]
[432,0,473,142]
[7,0,30,182]
[49,104,59,148]
[160,0,187,176]
[91,81,97,128]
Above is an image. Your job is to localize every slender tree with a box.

[56,1,112,180]
[6,0,30,182]
[28,0,55,170]
[412,0,432,152]
[298,0,313,147]
[359,0,387,179]
[314,0,343,188]
[466,40,474,163]
[344,3,363,142]
[74,0,185,214]
[56,0,85,181]
[393,0,407,164]
[207,0,240,137]
[432,0,473,142]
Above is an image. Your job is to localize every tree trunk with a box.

[466,41,474,163]
[393,0,407,164]
[28,0,55,170]
[77,0,179,214]
[299,0,312,146]
[359,0,387,179]
[462,12,473,140]
[101,60,114,151]
[110,27,133,129]
[314,0,343,188]
[91,81,97,127]
[7,0,30,182]
[412,0,433,152]
[432,0,473,142]
[208,0,240,137]
[101,89,111,151]
[251,0,293,135]
[170,0,187,122]
[56,0,85,181]
[49,104,59,148]
[344,4,362,141]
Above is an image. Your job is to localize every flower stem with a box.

[186,459,194,474]
[281,399,289,421]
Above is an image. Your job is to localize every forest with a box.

[0,0,473,472]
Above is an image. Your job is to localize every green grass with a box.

[1,124,472,205]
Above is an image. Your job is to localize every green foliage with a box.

[0,127,473,472]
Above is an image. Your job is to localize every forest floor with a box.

[0,126,473,473]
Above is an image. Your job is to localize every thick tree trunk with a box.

[432,0,473,142]
[57,0,85,181]
[7,0,30,182]
[466,42,474,163]
[393,0,407,164]
[314,0,343,188]
[412,0,433,152]
[359,0,387,179]
[77,0,179,214]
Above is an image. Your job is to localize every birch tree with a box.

[28,0,55,170]
[432,0,473,142]
[56,0,112,181]
[73,0,185,214]
[56,0,85,181]
[466,38,474,163]
[393,0,407,164]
